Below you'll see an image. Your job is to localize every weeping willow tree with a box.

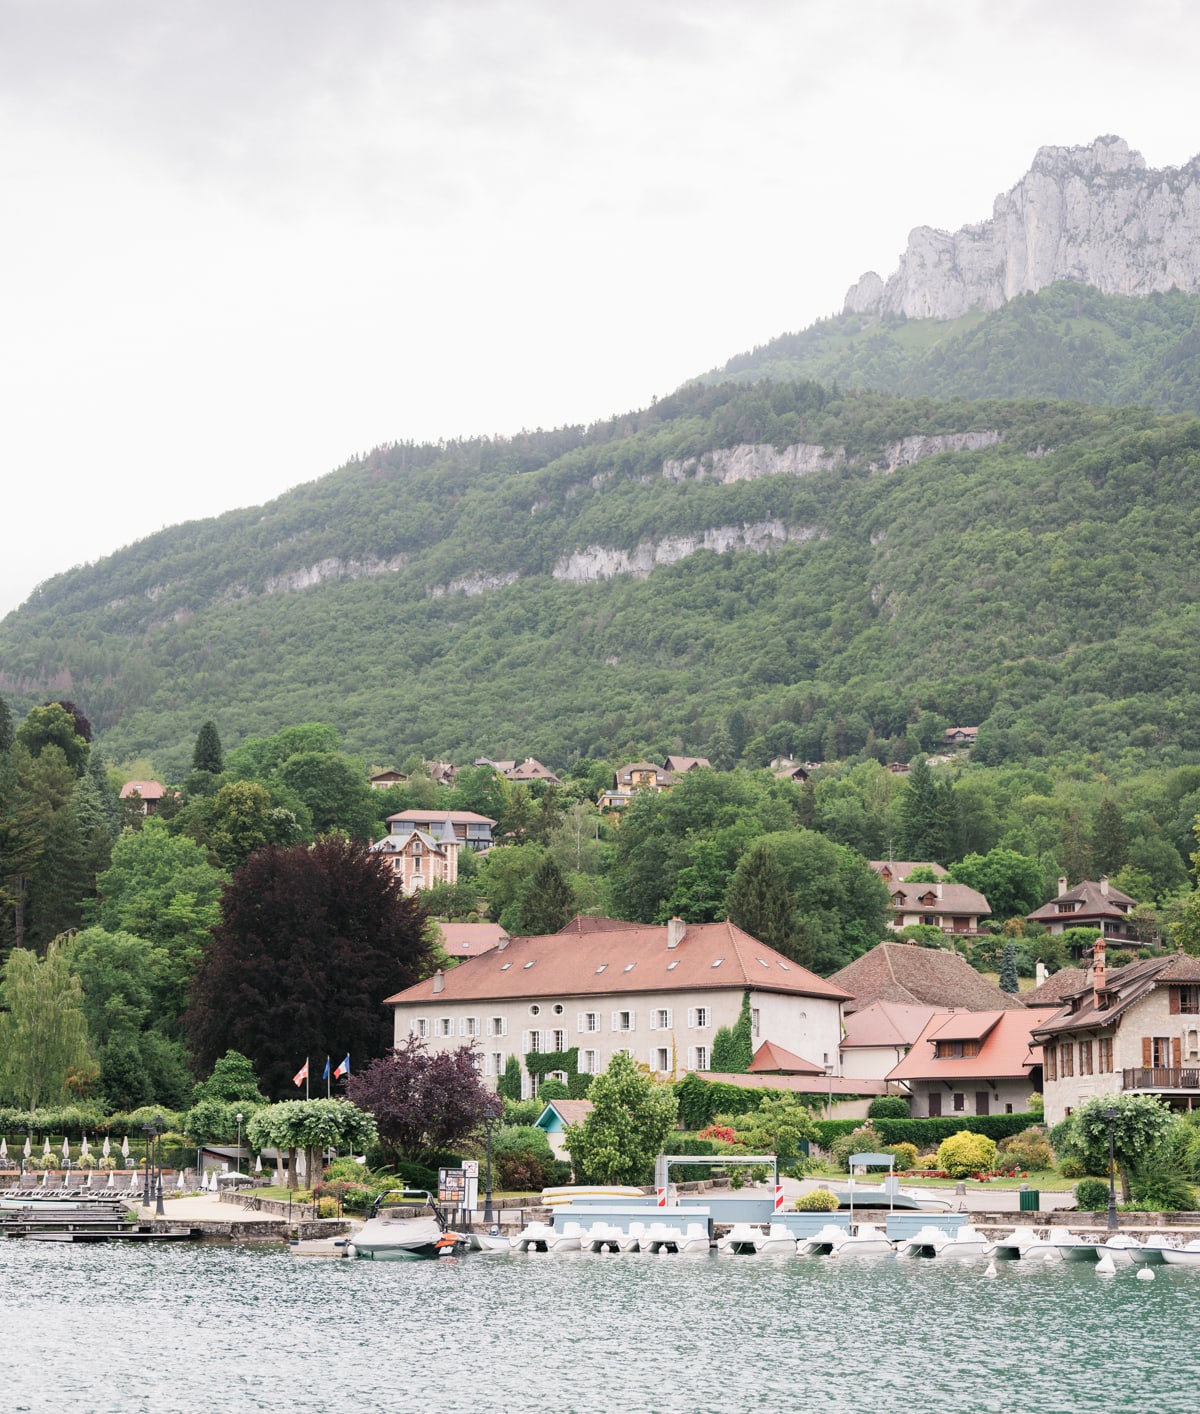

[0,935,91,1110]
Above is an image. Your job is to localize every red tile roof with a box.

[748,1040,825,1074]
[886,1008,1042,1082]
[870,861,949,880]
[119,779,165,800]
[830,942,1026,1013]
[435,923,508,958]
[385,919,853,1006]
[840,1001,940,1049]
[1031,952,1200,1038]
[1022,966,1088,1008]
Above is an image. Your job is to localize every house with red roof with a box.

[839,1000,941,1081]
[385,916,851,1098]
[886,1008,1043,1118]
[118,780,167,816]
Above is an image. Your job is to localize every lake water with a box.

[1,1241,1196,1413]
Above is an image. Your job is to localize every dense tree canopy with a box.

[187,836,432,1095]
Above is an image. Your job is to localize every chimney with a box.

[433,968,445,994]
[1092,940,1106,1007]
[496,937,508,952]
[667,917,686,949]
[1035,960,1047,987]
[1100,874,1109,897]
[1058,876,1068,897]
[934,883,942,900]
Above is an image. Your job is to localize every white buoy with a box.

[984,1260,997,1278]
[1137,1266,1155,1281]
[1044,1252,1057,1263]
[1096,1253,1117,1276]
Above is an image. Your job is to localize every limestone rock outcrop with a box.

[845,136,1200,319]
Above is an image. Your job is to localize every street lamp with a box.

[480,1113,498,1225]
[236,1113,244,1178]
[154,1114,165,1217]
[1104,1104,1119,1231]
[141,1123,154,1208]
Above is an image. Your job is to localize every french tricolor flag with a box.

[334,1054,350,1079]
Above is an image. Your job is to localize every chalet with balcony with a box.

[664,755,711,775]
[870,861,949,886]
[1025,875,1139,949]
[1030,943,1200,1124]
[944,727,979,749]
[598,761,679,810]
[884,880,991,938]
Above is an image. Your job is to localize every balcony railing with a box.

[1122,1067,1200,1091]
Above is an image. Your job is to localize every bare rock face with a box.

[845,136,1200,319]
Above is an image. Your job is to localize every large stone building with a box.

[385,916,850,1097]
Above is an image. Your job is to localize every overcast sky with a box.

[1,0,1196,616]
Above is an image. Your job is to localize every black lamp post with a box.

[236,1112,244,1178]
[154,1114,165,1217]
[1104,1104,1119,1231]
[481,1114,498,1225]
[141,1123,154,1208]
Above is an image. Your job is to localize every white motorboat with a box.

[347,1189,465,1261]
[835,1222,895,1256]
[986,1226,1056,1261]
[1048,1230,1103,1263]
[798,1223,852,1256]
[1159,1238,1200,1267]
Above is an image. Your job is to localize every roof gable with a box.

[830,942,1026,1013]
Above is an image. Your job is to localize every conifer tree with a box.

[999,939,1020,994]
[192,720,224,775]
[498,1053,523,1101]
[724,842,802,961]
[730,990,754,1070]
[1092,799,1128,878]
[518,854,575,935]
[709,1025,737,1072]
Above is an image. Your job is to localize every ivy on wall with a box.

[524,1047,590,1099]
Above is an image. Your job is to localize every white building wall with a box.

[906,1077,1033,1120]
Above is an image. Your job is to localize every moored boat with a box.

[1048,1230,1102,1263]
[347,1189,465,1261]
[1159,1238,1200,1267]
[986,1226,1056,1261]
[835,1222,895,1257]
[798,1223,852,1256]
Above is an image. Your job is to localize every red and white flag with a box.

[293,1058,309,1088]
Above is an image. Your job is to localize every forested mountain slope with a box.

[4,376,1200,779]
[709,284,1200,414]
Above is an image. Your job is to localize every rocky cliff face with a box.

[844,136,1200,319]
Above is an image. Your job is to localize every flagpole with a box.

[326,1058,331,1100]
[306,1058,310,1101]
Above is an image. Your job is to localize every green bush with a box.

[935,1131,998,1179]
[1059,1158,1088,1180]
[867,1096,911,1120]
[536,1079,570,1102]
[871,1114,1038,1147]
[1128,1168,1197,1212]
[794,1187,841,1211]
[1074,1178,1112,1211]
[316,1196,340,1218]
[884,1142,919,1172]
[831,1125,882,1171]
[492,1126,556,1192]
[389,1160,439,1193]
[996,1128,1055,1171]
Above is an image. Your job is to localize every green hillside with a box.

[3,363,1200,780]
[709,283,1200,413]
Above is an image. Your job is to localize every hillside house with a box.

[771,757,813,782]
[944,727,980,749]
[870,861,949,885]
[885,880,991,938]
[1030,943,1200,1125]
[383,809,496,852]
[385,916,851,1097]
[598,761,679,810]
[664,755,711,775]
[886,1008,1042,1117]
[505,757,563,786]
[1025,876,1140,949]
[119,780,167,816]
[371,825,459,894]
[368,769,408,790]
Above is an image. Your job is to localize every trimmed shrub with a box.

[316,1196,340,1218]
[491,1126,556,1192]
[867,1096,911,1120]
[884,1142,919,1172]
[831,1125,882,1172]
[936,1131,997,1179]
[794,1187,841,1211]
[871,1114,1038,1147]
[996,1128,1055,1172]
[1074,1178,1111,1211]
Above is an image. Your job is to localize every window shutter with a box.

[1174,1036,1183,1068]
[522,1030,531,1052]
[1142,1036,1153,1067]
[612,1011,620,1032]
[1170,987,1181,1015]
[649,1011,657,1031]
[577,1013,586,1032]
[664,1008,673,1028]
[629,1010,637,1030]
[500,1017,508,1037]
[687,1008,696,1028]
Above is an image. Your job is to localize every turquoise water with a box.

[1,1242,1196,1413]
